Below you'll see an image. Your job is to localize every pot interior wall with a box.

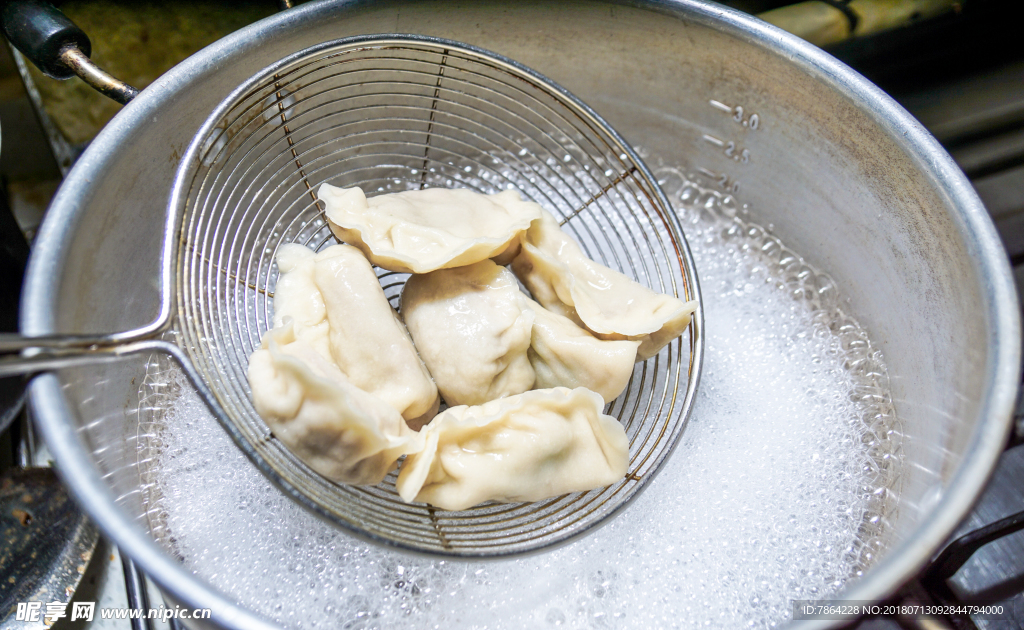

[28,0,1013,621]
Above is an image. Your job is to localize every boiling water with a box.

[138,168,900,629]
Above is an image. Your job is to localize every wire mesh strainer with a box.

[6,35,703,557]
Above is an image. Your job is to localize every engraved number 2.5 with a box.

[724,142,751,164]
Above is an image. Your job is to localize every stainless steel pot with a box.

[17,1,1020,628]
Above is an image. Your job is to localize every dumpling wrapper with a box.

[248,324,424,485]
[318,183,542,274]
[272,243,330,359]
[273,243,439,428]
[511,208,698,360]
[396,387,629,511]
[401,259,535,407]
[524,298,640,403]
[312,244,439,427]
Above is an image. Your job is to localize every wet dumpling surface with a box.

[512,209,697,360]
[396,387,629,511]
[319,184,542,274]
[524,298,639,403]
[311,244,439,426]
[401,260,535,407]
[248,325,424,485]
[271,243,330,358]
[262,243,439,428]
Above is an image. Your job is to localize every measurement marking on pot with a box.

[725,141,751,163]
[698,167,740,194]
[710,99,733,113]
[709,99,761,130]
[702,135,751,164]
[702,134,725,147]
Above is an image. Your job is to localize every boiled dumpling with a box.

[401,258,639,406]
[248,324,424,485]
[396,387,629,511]
[270,243,439,428]
[524,298,640,403]
[401,259,535,407]
[271,243,330,358]
[511,208,698,360]
[312,244,439,426]
[318,184,542,274]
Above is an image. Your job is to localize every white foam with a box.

[143,169,899,629]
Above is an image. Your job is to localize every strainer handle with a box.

[1,0,138,104]
[0,332,155,377]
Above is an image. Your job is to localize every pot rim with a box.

[21,1,1022,628]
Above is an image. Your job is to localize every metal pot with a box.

[15,0,1020,628]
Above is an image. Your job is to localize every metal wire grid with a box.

[171,36,701,557]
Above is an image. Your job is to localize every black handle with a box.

[1,0,91,80]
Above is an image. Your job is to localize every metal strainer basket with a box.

[8,34,702,558]
[170,35,703,557]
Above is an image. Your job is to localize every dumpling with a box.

[396,387,629,511]
[311,244,440,428]
[318,183,542,273]
[271,243,439,428]
[524,298,640,403]
[401,258,638,406]
[248,325,424,485]
[511,208,698,360]
[271,243,330,358]
[401,259,535,407]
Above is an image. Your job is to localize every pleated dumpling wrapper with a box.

[396,387,629,511]
[318,183,542,274]
[401,259,536,407]
[511,209,698,361]
[273,243,439,429]
[272,242,331,356]
[523,297,640,403]
[248,324,425,485]
[402,257,639,406]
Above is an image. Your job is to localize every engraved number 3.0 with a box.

[732,105,760,130]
